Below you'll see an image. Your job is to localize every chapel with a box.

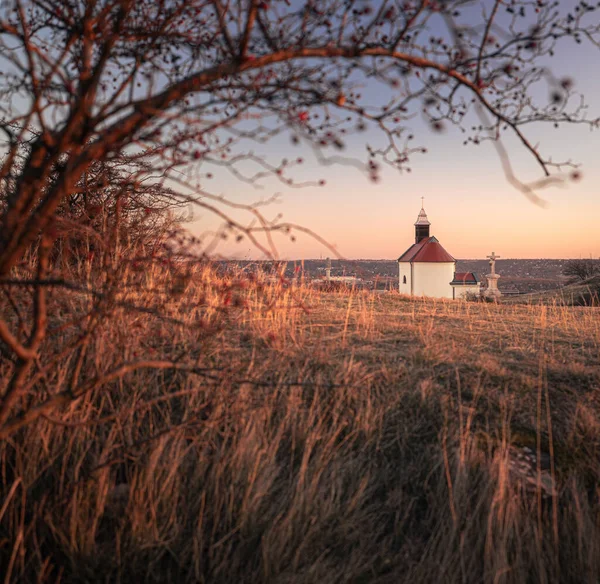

[398,204,480,299]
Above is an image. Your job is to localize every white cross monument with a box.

[484,251,502,300]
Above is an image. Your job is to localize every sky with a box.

[182,11,600,261]
[2,1,598,261]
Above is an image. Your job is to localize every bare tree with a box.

[563,258,600,282]
[1,0,599,434]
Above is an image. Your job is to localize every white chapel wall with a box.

[412,262,455,299]
[398,262,412,295]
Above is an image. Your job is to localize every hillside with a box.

[1,277,600,583]
[505,274,600,306]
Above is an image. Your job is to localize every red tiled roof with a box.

[451,272,479,284]
[397,236,455,263]
[397,238,428,262]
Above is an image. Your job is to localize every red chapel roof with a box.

[397,236,455,263]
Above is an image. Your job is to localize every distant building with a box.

[398,204,481,299]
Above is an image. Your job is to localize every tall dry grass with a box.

[1,265,600,583]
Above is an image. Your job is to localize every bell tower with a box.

[414,199,430,243]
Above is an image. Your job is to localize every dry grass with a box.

[1,267,600,583]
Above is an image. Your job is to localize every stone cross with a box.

[487,251,500,275]
[484,251,501,300]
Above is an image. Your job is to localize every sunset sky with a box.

[187,20,600,261]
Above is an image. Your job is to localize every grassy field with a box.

[1,269,600,583]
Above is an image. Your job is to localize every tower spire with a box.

[414,201,431,244]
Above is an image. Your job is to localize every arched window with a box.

[402,275,407,284]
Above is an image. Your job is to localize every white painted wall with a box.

[412,262,456,299]
[398,261,412,295]
[452,284,481,299]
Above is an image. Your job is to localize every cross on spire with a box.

[421,196,425,209]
